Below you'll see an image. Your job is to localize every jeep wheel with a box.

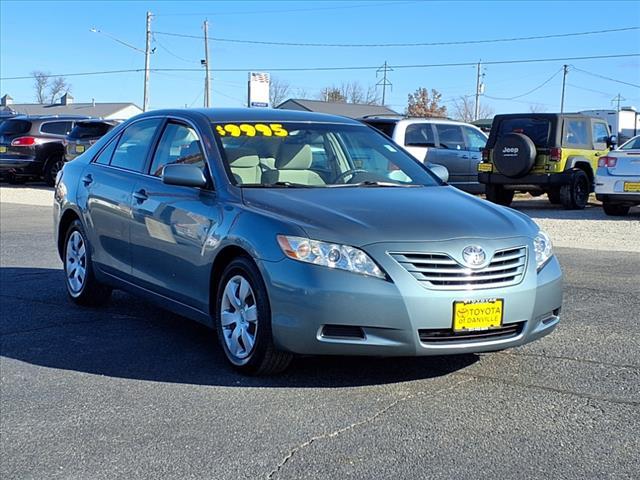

[560,170,590,210]
[547,188,562,204]
[485,184,514,207]
[602,202,630,216]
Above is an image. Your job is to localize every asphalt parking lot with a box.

[1,187,639,479]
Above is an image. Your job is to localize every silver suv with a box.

[361,116,488,193]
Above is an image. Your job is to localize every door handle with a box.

[81,174,93,186]
[133,189,149,203]
[459,155,470,159]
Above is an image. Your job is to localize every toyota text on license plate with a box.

[453,299,503,331]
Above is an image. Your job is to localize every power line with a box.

[570,66,640,88]
[154,26,640,48]
[89,27,146,54]
[485,68,563,100]
[2,53,639,80]
[153,35,199,64]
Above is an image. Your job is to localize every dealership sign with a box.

[248,72,270,108]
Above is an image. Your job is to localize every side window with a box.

[149,122,205,177]
[110,119,162,172]
[563,119,589,147]
[621,137,640,150]
[405,124,436,147]
[41,121,72,135]
[435,124,465,150]
[94,134,120,165]
[592,122,609,147]
[463,126,487,152]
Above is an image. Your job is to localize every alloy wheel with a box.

[220,275,258,360]
[65,231,87,295]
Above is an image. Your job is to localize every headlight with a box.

[533,230,553,271]
[277,235,385,279]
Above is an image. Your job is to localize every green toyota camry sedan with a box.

[54,108,562,375]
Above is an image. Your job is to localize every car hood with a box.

[241,186,538,246]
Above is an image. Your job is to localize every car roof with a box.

[9,114,92,121]
[492,113,593,121]
[362,116,477,126]
[137,108,364,125]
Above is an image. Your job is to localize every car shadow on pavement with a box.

[0,267,478,388]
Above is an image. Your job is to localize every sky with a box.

[1,0,639,116]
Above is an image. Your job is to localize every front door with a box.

[129,120,220,312]
[432,123,469,186]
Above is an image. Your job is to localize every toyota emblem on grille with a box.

[462,246,487,268]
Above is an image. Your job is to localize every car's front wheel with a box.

[215,257,292,375]
[63,219,112,306]
[602,202,630,216]
[485,184,514,207]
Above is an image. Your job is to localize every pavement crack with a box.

[265,378,473,479]
[454,372,639,407]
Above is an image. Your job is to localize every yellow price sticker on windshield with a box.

[215,123,288,137]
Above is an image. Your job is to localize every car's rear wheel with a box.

[560,169,590,210]
[602,202,630,216]
[63,220,112,306]
[485,184,514,207]
[44,156,64,187]
[215,257,292,375]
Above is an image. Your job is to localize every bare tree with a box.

[48,77,70,104]
[317,81,379,104]
[319,86,346,103]
[269,77,291,107]
[406,88,447,118]
[529,103,547,113]
[32,71,49,104]
[453,96,495,122]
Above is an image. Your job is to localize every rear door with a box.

[430,123,468,184]
[80,118,162,279]
[129,119,219,312]
[403,123,435,162]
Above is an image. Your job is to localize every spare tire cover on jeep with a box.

[493,133,536,178]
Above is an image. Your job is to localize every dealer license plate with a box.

[477,163,493,173]
[76,145,85,153]
[623,182,640,192]
[453,299,503,332]
[0,146,6,153]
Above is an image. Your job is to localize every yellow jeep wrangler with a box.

[478,113,615,209]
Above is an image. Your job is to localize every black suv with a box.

[65,119,121,162]
[478,113,615,209]
[0,115,89,186]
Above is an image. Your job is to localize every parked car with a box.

[0,115,89,186]
[595,134,640,216]
[54,108,562,375]
[65,119,121,162]
[361,116,488,193]
[478,113,616,209]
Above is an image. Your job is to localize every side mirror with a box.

[607,135,617,148]
[429,163,449,183]
[162,163,208,188]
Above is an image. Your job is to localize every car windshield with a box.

[213,122,439,187]
[497,117,551,147]
[68,122,113,139]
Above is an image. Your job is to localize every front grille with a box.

[419,322,524,344]
[391,246,527,290]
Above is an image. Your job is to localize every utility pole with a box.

[376,61,393,105]
[474,61,484,121]
[612,93,625,112]
[143,11,152,112]
[560,64,569,114]
[203,20,211,108]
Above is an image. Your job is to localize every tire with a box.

[493,133,537,178]
[602,202,630,216]
[63,219,112,306]
[215,256,293,375]
[485,184,514,207]
[43,156,64,187]
[560,169,590,210]
[547,188,562,204]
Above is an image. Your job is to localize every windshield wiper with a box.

[340,181,422,187]
[242,181,316,188]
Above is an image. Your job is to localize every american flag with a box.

[250,72,270,83]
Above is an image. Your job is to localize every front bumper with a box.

[479,171,572,187]
[261,236,562,356]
